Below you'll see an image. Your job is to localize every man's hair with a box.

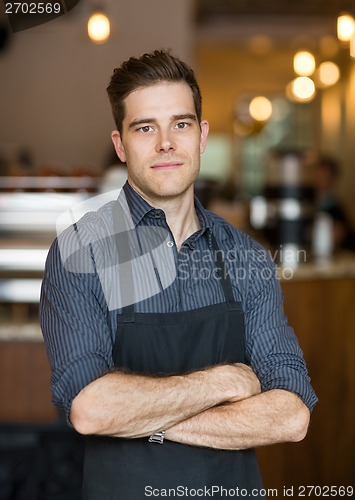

[106,49,202,134]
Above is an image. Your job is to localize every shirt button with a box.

[154,210,163,218]
[167,241,174,248]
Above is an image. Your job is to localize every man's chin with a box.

[144,184,196,206]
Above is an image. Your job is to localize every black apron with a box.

[82,208,264,499]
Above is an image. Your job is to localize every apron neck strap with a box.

[210,234,239,311]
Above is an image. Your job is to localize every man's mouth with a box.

[151,161,183,170]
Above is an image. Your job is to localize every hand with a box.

[214,363,261,403]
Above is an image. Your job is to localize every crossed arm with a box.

[70,363,310,451]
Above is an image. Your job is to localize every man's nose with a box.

[156,130,176,152]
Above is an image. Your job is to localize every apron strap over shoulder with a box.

[210,234,239,311]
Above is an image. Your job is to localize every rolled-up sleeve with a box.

[244,242,318,412]
[40,237,114,423]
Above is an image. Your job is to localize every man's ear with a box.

[199,120,209,155]
[111,131,126,163]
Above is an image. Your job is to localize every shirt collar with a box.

[122,181,157,226]
[121,180,213,246]
[189,195,213,248]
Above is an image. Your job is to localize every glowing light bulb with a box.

[88,12,110,44]
[337,13,355,42]
[249,96,272,121]
[318,62,340,87]
[293,51,316,76]
[289,77,316,102]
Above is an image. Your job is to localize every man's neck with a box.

[162,198,200,250]
[129,183,200,250]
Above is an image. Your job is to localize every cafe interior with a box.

[0,0,354,498]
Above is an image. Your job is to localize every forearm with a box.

[165,389,310,450]
[70,363,260,438]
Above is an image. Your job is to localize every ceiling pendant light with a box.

[249,96,273,122]
[317,62,340,87]
[293,51,316,77]
[88,11,110,44]
[337,13,355,42]
[287,77,316,103]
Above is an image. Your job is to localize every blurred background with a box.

[0,0,354,498]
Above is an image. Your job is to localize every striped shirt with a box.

[40,182,317,421]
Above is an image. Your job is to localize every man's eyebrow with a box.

[173,113,197,122]
[128,118,156,129]
[128,113,197,129]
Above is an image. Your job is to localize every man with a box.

[40,50,317,499]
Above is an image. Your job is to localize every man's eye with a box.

[139,126,153,133]
[175,122,189,130]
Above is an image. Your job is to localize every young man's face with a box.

[111,81,209,206]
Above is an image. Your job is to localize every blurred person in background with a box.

[315,155,355,252]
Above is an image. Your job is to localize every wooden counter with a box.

[258,269,355,492]
[0,338,57,423]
